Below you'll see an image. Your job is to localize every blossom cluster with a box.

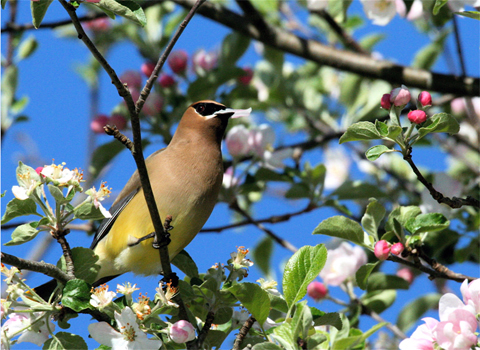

[381,85,432,125]
[400,279,480,350]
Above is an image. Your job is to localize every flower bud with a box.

[141,62,156,77]
[170,320,196,343]
[143,93,164,116]
[168,50,188,74]
[380,93,392,110]
[307,281,328,301]
[417,91,432,108]
[192,49,218,74]
[225,125,251,157]
[390,85,411,107]
[109,114,127,130]
[408,110,427,124]
[35,167,44,175]
[91,114,110,134]
[238,67,254,86]
[120,70,142,90]
[374,240,391,261]
[158,74,175,88]
[391,242,404,256]
[84,18,110,32]
[396,268,414,284]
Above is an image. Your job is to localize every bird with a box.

[35,100,251,299]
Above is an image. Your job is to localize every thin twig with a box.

[229,200,298,253]
[191,310,216,350]
[233,315,256,350]
[360,302,407,339]
[451,15,466,77]
[51,229,75,277]
[1,252,72,284]
[403,147,480,209]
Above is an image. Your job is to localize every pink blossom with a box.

[434,309,478,350]
[91,114,109,134]
[380,93,392,110]
[168,50,188,74]
[460,279,480,316]
[170,320,196,343]
[397,268,415,284]
[390,85,411,107]
[84,18,110,32]
[158,74,175,88]
[320,242,367,286]
[192,49,218,74]
[408,110,427,124]
[374,240,391,260]
[418,91,432,108]
[120,70,142,90]
[109,114,127,130]
[399,317,438,350]
[248,124,275,158]
[142,93,164,116]
[307,281,328,301]
[141,62,156,77]
[391,242,404,256]
[238,67,254,86]
[225,125,251,157]
[35,167,44,175]
[396,0,424,20]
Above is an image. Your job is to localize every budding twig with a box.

[232,315,256,350]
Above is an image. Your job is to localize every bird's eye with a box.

[196,104,206,113]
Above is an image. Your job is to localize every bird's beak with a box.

[214,107,252,119]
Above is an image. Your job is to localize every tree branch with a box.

[233,315,257,350]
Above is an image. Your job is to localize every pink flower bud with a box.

[192,49,218,74]
[374,240,391,261]
[390,85,411,107]
[408,110,427,124]
[141,62,156,78]
[143,93,164,116]
[307,281,328,301]
[36,167,44,175]
[90,114,110,134]
[396,268,414,284]
[84,18,110,32]
[120,70,142,90]
[239,67,254,86]
[450,98,466,116]
[170,320,196,343]
[225,125,251,157]
[109,114,127,130]
[168,50,188,74]
[417,91,432,107]
[158,74,175,88]
[391,242,404,256]
[380,93,392,110]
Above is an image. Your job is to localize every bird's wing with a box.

[90,147,166,249]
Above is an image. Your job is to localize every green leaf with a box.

[405,213,450,234]
[2,65,18,119]
[89,140,128,181]
[314,312,343,330]
[31,0,54,29]
[1,198,39,224]
[386,206,422,232]
[171,250,199,278]
[228,282,270,325]
[292,301,313,341]
[1,0,7,9]
[47,184,69,204]
[433,0,448,15]
[331,181,386,200]
[73,201,109,221]
[328,0,353,22]
[252,236,274,279]
[313,216,364,246]
[365,145,396,161]
[455,11,480,20]
[332,322,386,350]
[4,222,41,246]
[282,244,327,309]
[339,121,381,143]
[417,113,460,140]
[17,36,38,60]
[374,120,402,140]
[42,331,88,350]
[285,182,311,199]
[361,199,385,240]
[355,262,379,290]
[397,293,441,332]
[57,248,100,284]
[252,343,283,350]
[366,272,410,292]
[361,290,396,314]
[220,32,250,67]
[93,0,147,26]
[61,279,92,312]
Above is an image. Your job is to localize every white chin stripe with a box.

[210,107,252,119]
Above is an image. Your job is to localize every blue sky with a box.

[1,1,479,349]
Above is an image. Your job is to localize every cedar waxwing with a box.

[35,100,251,298]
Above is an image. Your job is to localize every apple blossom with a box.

[12,170,41,200]
[324,147,351,190]
[223,167,240,189]
[360,0,397,26]
[85,182,112,219]
[88,307,162,349]
[225,125,251,157]
[159,73,175,88]
[120,70,142,90]
[90,284,116,309]
[380,93,392,110]
[390,85,411,107]
[399,317,438,350]
[307,281,328,300]
[142,93,164,116]
[41,163,75,186]
[408,110,427,124]
[396,0,424,21]
[155,281,179,308]
[418,91,432,108]
[84,17,110,32]
[192,49,218,74]
[228,246,254,271]
[448,0,480,12]
[396,268,415,284]
[374,240,391,260]
[262,148,294,169]
[238,67,254,85]
[460,279,480,316]
[320,242,367,286]
[434,308,478,350]
[141,61,156,77]
[168,50,188,74]
[390,242,404,256]
[132,295,151,320]
[90,114,109,134]
[169,320,196,343]
[2,312,55,347]
[249,124,276,158]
